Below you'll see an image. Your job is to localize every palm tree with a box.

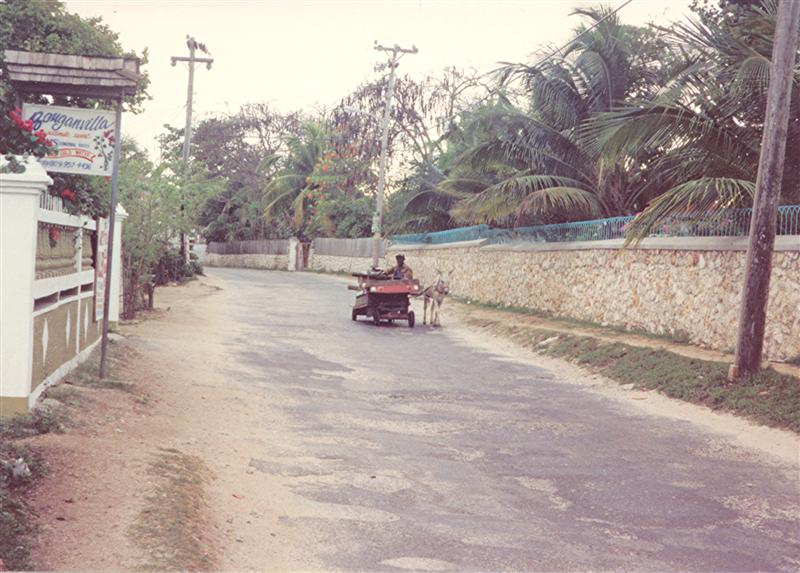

[262,122,328,232]
[443,7,666,226]
[584,0,799,240]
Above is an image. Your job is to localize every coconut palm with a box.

[583,0,799,240]
[262,122,328,231]
[443,7,667,226]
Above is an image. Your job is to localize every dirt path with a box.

[28,276,306,571]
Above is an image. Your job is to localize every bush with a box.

[153,250,186,285]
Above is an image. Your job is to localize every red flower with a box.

[48,227,60,242]
[60,189,77,202]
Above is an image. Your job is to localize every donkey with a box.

[423,270,450,327]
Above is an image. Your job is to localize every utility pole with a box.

[729,0,800,381]
[372,42,417,269]
[171,36,213,261]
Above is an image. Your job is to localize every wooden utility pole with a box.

[729,0,800,381]
[372,42,417,269]
[171,36,213,260]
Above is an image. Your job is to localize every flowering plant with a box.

[60,189,78,202]
[1,108,59,174]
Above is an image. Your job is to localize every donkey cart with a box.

[349,272,420,327]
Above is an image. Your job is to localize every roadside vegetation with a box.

[168,0,798,244]
[3,0,796,292]
[464,312,800,433]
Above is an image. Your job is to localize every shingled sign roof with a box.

[2,49,141,98]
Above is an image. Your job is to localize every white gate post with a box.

[0,158,52,418]
[288,237,298,271]
[109,204,128,324]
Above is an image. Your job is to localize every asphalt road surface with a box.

[209,267,799,572]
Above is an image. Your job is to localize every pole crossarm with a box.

[171,55,214,68]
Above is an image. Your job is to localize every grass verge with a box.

[131,447,216,571]
[456,297,693,344]
[466,316,800,433]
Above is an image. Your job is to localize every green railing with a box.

[391,206,800,245]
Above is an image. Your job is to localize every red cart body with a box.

[349,273,419,327]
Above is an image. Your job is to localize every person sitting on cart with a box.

[386,254,414,280]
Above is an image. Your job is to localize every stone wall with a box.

[308,251,373,274]
[205,253,288,270]
[389,237,800,361]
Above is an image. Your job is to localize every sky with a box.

[64,0,694,158]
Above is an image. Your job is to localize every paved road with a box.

[210,268,799,572]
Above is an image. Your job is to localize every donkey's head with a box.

[434,268,450,295]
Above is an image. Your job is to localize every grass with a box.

[456,297,693,344]
[466,316,800,433]
[131,448,215,571]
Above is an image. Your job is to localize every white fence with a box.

[0,157,124,418]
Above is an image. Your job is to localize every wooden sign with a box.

[22,103,116,176]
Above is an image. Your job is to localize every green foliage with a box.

[119,140,219,317]
[440,8,653,227]
[0,0,150,156]
[584,0,800,237]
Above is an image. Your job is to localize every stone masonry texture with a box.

[389,245,799,362]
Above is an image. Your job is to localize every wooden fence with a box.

[312,237,386,258]
[208,239,289,255]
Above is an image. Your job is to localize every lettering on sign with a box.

[22,104,116,176]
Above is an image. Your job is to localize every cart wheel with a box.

[373,311,381,326]
[351,308,358,321]
[408,311,415,328]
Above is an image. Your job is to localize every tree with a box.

[262,121,329,237]
[0,0,150,156]
[118,139,221,317]
[442,7,669,226]
[585,0,799,240]
[183,105,306,242]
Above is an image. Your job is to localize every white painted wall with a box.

[109,204,127,323]
[0,158,52,407]
[0,156,125,416]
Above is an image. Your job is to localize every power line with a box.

[516,0,635,71]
